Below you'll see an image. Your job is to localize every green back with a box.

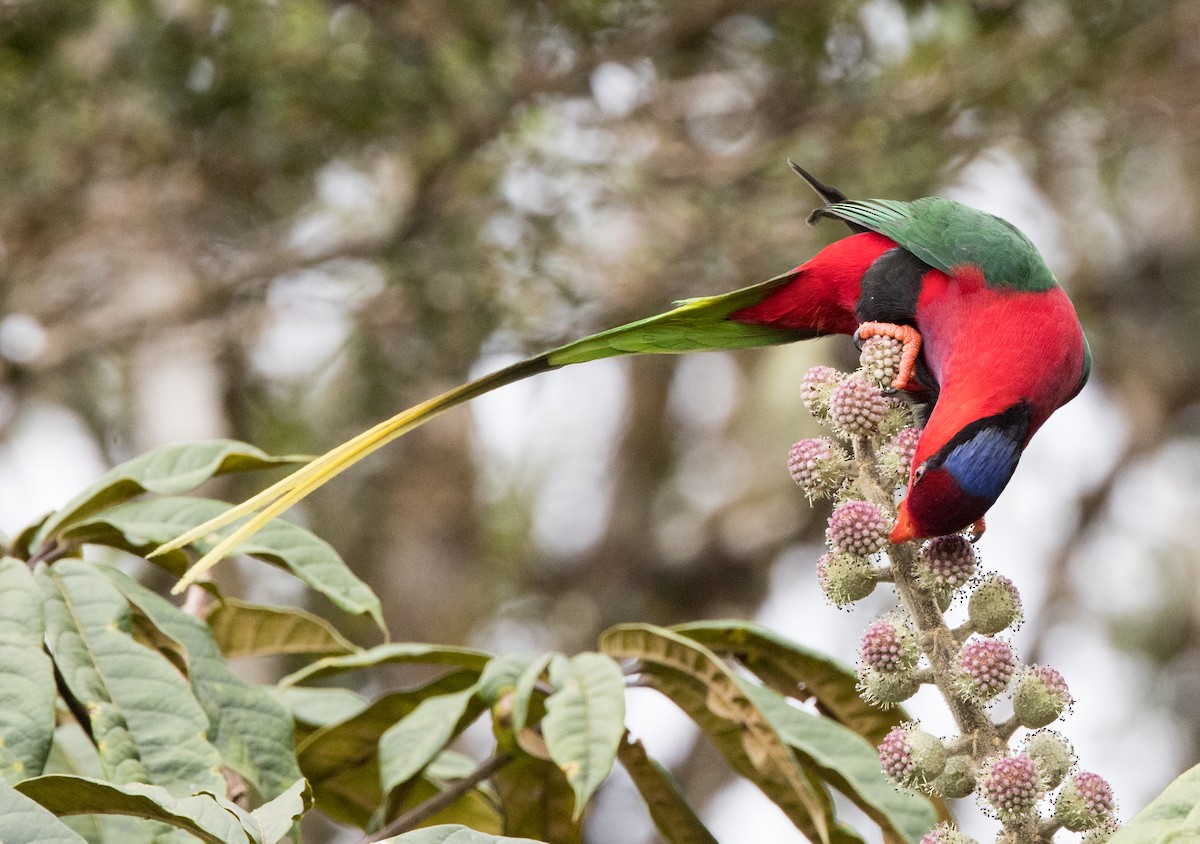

[819,197,1058,292]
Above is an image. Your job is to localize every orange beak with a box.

[889,502,918,544]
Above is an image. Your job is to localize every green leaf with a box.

[11,512,52,561]
[376,825,545,844]
[274,685,370,728]
[43,726,163,843]
[282,642,491,686]
[39,725,168,844]
[379,687,484,809]
[541,652,626,819]
[206,596,359,658]
[104,568,303,801]
[37,561,225,795]
[544,265,811,366]
[492,753,581,843]
[425,750,486,783]
[44,723,105,780]
[0,557,56,783]
[1110,762,1200,843]
[0,779,89,844]
[744,683,938,844]
[617,735,717,844]
[800,766,866,844]
[36,440,305,550]
[15,775,250,844]
[601,623,833,844]
[296,673,478,772]
[673,620,905,746]
[512,652,554,734]
[46,742,180,843]
[478,652,541,704]
[60,496,384,629]
[295,672,478,828]
[479,652,553,760]
[243,778,313,844]
[306,761,378,829]
[245,514,384,630]
[636,666,844,844]
[18,774,309,844]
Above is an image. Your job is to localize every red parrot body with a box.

[731,209,1090,540]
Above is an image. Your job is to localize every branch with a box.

[362,752,514,844]
[851,440,998,744]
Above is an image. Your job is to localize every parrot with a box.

[160,164,1091,592]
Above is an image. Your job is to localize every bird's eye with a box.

[914,461,927,482]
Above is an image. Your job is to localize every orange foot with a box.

[968,517,986,543]
[854,322,923,391]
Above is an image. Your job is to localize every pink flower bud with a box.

[787,437,849,500]
[829,374,892,436]
[827,499,890,557]
[980,754,1040,817]
[920,822,978,844]
[801,365,843,419]
[878,724,946,788]
[859,617,919,673]
[890,426,921,468]
[956,637,1016,700]
[1056,770,1116,831]
[920,534,977,593]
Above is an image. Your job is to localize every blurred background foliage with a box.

[2,0,1199,841]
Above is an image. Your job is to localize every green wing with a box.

[816,197,1058,293]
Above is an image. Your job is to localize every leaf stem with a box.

[26,540,71,567]
[362,751,514,843]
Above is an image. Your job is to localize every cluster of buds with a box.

[788,349,1116,844]
[975,745,1115,834]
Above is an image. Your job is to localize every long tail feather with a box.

[159,266,814,593]
[163,354,554,592]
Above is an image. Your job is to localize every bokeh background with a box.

[2,1,1199,841]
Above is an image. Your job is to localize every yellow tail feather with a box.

[163,355,553,593]
[156,266,812,592]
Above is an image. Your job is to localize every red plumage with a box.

[729,229,1089,542]
[730,232,895,335]
[913,266,1088,466]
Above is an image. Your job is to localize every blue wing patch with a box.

[941,426,1022,502]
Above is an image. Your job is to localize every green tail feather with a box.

[548,267,812,364]
[159,267,813,591]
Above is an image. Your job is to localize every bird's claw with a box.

[855,321,922,391]
[967,517,986,543]
[852,325,866,350]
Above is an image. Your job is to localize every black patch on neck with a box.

[855,247,930,325]
[856,246,939,400]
